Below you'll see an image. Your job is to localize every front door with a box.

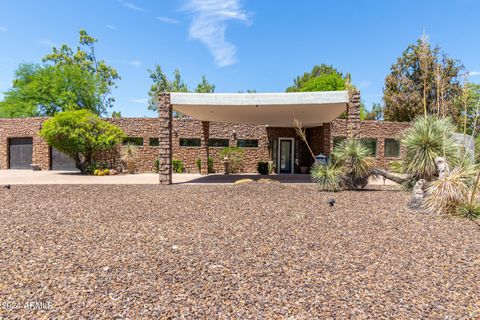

[278,138,293,173]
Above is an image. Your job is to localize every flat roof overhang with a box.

[170,91,349,128]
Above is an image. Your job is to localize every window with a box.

[179,138,201,147]
[237,139,258,148]
[123,137,143,146]
[149,138,159,146]
[333,137,346,149]
[384,139,400,157]
[361,138,377,156]
[208,138,229,147]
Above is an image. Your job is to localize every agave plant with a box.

[310,161,345,192]
[332,139,374,189]
[402,115,458,183]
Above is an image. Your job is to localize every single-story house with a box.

[0,91,410,184]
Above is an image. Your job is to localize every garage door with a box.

[9,138,33,169]
[51,147,78,171]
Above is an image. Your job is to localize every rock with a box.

[234,179,254,185]
[109,169,118,176]
[409,179,426,210]
[258,178,280,184]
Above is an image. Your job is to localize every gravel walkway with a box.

[1,184,479,318]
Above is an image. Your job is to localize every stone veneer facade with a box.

[0,116,410,173]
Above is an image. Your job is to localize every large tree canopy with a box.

[383,36,464,122]
[0,30,119,118]
[286,64,348,92]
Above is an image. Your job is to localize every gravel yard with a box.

[1,184,479,318]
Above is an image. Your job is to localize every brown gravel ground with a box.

[1,184,480,319]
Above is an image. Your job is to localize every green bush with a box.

[172,159,184,173]
[257,161,269,175]
[208,157,214,173]
[152,159,160,173]
[196,158,202,172]
[310,161,345,192]
[40,110,125,174]
[219,146,244,173]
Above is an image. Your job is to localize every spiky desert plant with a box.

[424,166,474,215]
[402,115,458,184]
[121,143,137,174]
[456,200,480,220]
[332,139,374,189]
[310,161,345,192]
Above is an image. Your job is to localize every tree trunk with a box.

[371,168,408,185]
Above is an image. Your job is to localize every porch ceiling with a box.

[170,91,349,128]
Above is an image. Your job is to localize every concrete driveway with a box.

[0,170,397,185]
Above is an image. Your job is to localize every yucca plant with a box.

[402,115,458,184]
[310,161,345,192]
[121,143,137,174]
[424,167,474,215]
[456,200,480,220]
[332,139,374,189]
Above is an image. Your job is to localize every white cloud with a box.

[106,24,117,30]
[184,0,251,67]
[469,71,480,77]
[156,16,180,24]
[131,98,148,104]
[119,0,146,12]
[0,26,7,32]
[130,60,142,67]
[37,38,56,47]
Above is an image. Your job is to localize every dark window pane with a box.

[149,138,159,146]
[179,138,201,147]
[384,139,400,157]
[237,139,258,148]
[333,137,346,149]
[360,138,377,156]
[208,138,229,147]
[123,137,143,146]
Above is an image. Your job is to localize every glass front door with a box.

[279,139,293,173]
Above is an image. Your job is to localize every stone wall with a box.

[331,119,411,168]
[0,116,411,173]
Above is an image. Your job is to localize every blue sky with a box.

[0,0,479,117]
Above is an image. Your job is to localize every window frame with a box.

[149,138,160,147]
[208,138,229,148]
[179,138,201,147]
[237,139,259,148]
[384,138,401,158]
[123,137,144,147]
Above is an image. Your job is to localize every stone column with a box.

[157,93,173,185]
[346,90,361,139]
[200,121,210,175]
[322,123,332,156]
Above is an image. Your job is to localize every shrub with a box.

[40,110,125,174]
[332,139,374,189]
[257,161,269,175]
[402,115,458,183]
[196,158,201,172]
[172,159,184,173]
[121,143,137,174]
[456,200,480,220]
[219,146,244,173]
[310,161,345,192]
[208,157,214,173]
[152,159,160,173]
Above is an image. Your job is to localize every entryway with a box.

[278,138,294,174]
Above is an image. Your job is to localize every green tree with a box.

[195,75,215,93]
[40,110,125,173]
[287,64,348,92]
[362,102,384,120]
[383,36,464,122]
[111,111,122,118]
[42,29,120,115]
[0,63,102,117]
[147,65,188,112]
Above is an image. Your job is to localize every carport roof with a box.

[170,91,349,128]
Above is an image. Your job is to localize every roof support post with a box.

[157,92,172,185]
[200,121,210,175]
[347,90,361,139]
